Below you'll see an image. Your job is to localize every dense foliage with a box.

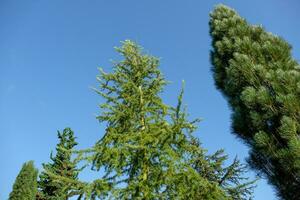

[9,161,38,200]
[38,128,81,200]
[210,4,300,199]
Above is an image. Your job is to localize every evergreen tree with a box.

[210,5,300,199]
[9,161,38,200]
[39,128,81,200]
[85,40,254,199]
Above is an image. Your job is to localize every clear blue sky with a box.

[1,0,299,199]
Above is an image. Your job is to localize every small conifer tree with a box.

[39,128,81,200]
[210,4,300,199]
[9,161,38,200]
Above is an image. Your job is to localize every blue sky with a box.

[1,0,299,199]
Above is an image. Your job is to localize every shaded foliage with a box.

[9,161,38,200]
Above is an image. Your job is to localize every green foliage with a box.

[210,4,300,199]
[83,40,254,199]
[9,40,255,200]
[9,161,38,200]
[38,128,82,200]
[190,139,255,200]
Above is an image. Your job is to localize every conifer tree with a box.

[85,40,254,199]
[39,128,81,200]
[9,161,38,200]
[210,5,300,199]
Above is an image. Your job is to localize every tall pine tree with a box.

[39,128,81,200]
[83,40,254,199]
[9,161,38,200]
[210,4,300,199]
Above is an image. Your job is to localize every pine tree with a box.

[85,40,254,199]
[39,128,81,200]
[210,4,300,199]
[9,161,38,200]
